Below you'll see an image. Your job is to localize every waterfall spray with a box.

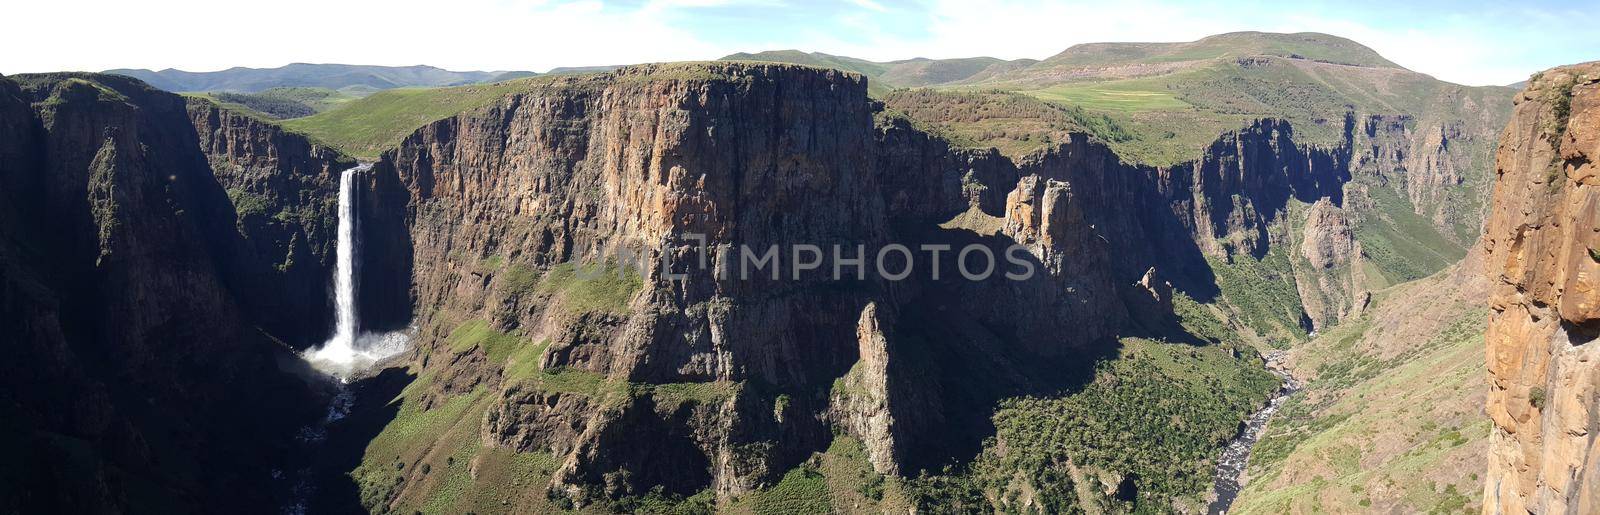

[306,163,407,378]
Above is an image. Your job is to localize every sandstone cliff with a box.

[1482,61,1600,514]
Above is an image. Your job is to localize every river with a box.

[1206,350,1300,514]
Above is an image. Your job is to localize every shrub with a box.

[857,473,885,501]
[226,188,272,219]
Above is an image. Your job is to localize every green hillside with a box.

[726,33,1513,168]
[1035,32,1402,70]
[281,80,544,159]
[104,63,521,93]
[954,41,1514,166]
[189,87,357,119]
[879,89,1131,158]
[719,50,1030,95]
[875,56,1008,87]
[1231,265,1489,514]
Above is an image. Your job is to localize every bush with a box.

[856,473,885,501]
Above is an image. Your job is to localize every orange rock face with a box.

[1482,61,1600,514]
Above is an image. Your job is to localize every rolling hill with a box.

[1026,31,1401,73]
[728,33,1512,165]
[720,50,1033,94]
[280,78,551,159]
[188,87,358,119]
[104,63,534,94]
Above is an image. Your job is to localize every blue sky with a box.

[5,0,1597,85]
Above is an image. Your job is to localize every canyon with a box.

[0,35,1565,514]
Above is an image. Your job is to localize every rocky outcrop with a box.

[1482,62,1600,514]
[1300,199,1357,269]
[0,73,351,513]
[1294,198,1367,329]
[827,302,941,477]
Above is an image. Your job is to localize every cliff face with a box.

[377,63,899,501]
[0,73,350,513]
[1011,119,1360,337]
[187,102,357,344]
[1354,108,1501,242]
[362,62,1365,506]
[1482,62,1600,514]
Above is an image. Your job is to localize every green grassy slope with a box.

[1230,263,1488,514]
[1208,247,1312,346]
[281,80,543,159]
[965,337,1278,513]
[876,57,1008,87]
[189,87,357,119]
[1353,186,1471,284]
[252,86,357,108]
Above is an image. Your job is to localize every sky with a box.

[3,0,1596,86]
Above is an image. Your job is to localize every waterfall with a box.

[306,163,406,378]
[328,164,362,358]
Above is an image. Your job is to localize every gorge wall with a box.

[0,62,1487,513]
[1482,62,1600,513]
[0,73,351,513]
[362,62,1363,507]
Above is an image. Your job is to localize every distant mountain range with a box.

[723,32,1407,91]
[103,63,535,94]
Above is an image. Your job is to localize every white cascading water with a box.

[327,164,362,358]
[305,164,407,379]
